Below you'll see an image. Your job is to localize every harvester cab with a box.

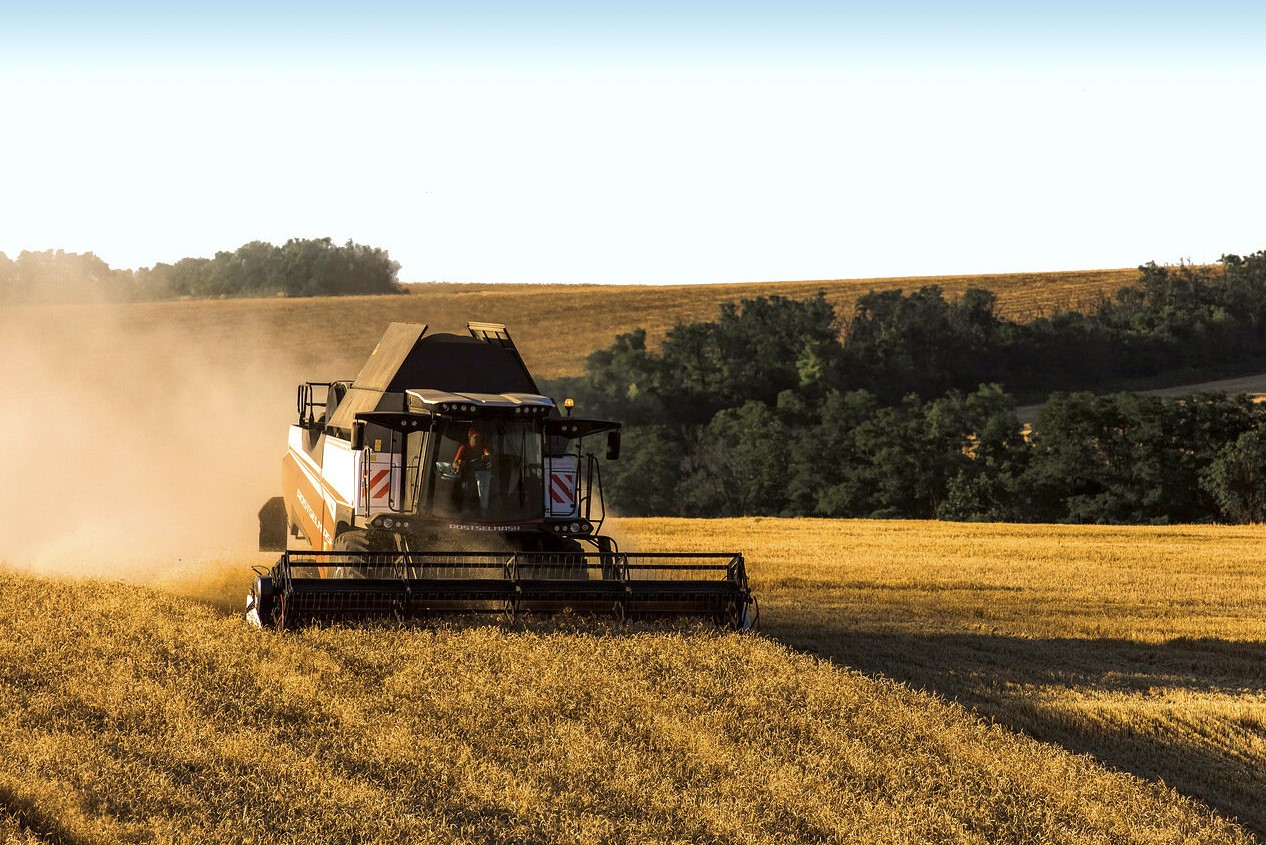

[249,321,755,630]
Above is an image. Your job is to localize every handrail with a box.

[297,381,333,428]
[586,453,608,535]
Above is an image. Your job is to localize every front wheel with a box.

[332,529,373,577]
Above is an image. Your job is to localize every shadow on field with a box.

[0,782,88,845]
[765,619,1266,839]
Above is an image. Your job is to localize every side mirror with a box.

[606,430,621,461]
[351,420,366,450]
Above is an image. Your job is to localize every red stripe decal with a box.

[370,469,391,501]
[550,474,573,506]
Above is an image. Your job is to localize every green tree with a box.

[658,292,840,419]
[791,388,880,516]
[676,402,791,516]
[167,257,214,297]
[1026,393,1170,523]
[572,329,666,425]
[599,426,685,516]
[11,249,127,302]
[1202,426,1266,523]
[936,384,1030,521]
[208,240,277,296]
[1025,392,1257,523]
[840,286,1006,401]
[809,392,966,519]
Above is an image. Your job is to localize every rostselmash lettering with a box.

[447,523,525,532]
[297,488,334,547]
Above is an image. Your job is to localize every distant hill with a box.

[399,267,1136,377]
[0,266,1137,381]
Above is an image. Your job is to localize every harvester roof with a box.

[386,334,538,395]
[326,322,542,433]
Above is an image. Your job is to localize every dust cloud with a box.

[0,301,333,582]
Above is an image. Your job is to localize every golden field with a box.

[618,518,1266,835]
[1,519,1261,843]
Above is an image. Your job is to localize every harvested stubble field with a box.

[1,519,1263,843]
[619,518,1266,837]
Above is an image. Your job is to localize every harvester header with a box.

[250,321,755,630]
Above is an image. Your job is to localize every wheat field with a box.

[4,518,1261,842]
[617,518,1266,837]
[1,518,1259,844]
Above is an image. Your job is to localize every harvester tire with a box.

[334,530,371,551]
[333,529,372,577]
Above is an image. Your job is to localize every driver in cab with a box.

[452,425,493,515]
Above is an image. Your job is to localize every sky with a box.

[1,1,1264,284]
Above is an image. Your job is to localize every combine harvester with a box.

[249,322,755,630]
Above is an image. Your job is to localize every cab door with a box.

[544,454,579,519]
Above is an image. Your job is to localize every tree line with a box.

[0,238,401,302]
[550,250,1266,523]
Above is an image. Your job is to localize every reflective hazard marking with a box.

[370,468,391,503]
[548,469,577,515]
[550,473,572,506]
[360,451,402,514]
[544,455,579,518]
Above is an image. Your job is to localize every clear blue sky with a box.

[2,2,1263,283]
